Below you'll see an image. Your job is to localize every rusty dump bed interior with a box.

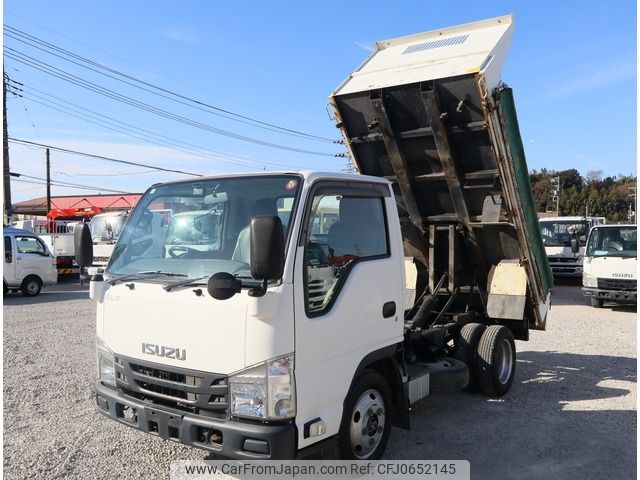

[330,73,552,333]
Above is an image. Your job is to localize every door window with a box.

[4,236,12,263]
[16,236,47,256]
[304,189,388,315]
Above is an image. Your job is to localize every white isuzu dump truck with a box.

[539,216,605,278]
[76,15,552,460]
[582,224,637,307]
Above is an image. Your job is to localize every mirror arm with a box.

[248,278,268,298]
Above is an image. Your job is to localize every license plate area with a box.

[145,406,182,440]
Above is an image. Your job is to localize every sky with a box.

[2,1,637,204]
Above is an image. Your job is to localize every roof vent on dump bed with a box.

[402,34,469,55]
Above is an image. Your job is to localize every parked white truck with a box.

[86,211,130,276]
[582,224,637,307]
[11,219,78,275]
[76,15,552,460]
[539,216,605,277]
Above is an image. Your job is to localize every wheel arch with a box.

[347,345,409,430]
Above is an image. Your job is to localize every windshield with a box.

[539,220,590,247]
[586,226,637,258]
[107,175,301,279]
[90,215,127,242]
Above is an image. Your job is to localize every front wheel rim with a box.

[496,339,513,384]
[349,388,385,459]
[26,281,39,294]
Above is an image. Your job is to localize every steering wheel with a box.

[168,245,194,258]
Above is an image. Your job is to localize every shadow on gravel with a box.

[610,304,637,313]
[550,285,590,306]
[552,277,583,287]
[3,289,89,305]
[516,351,636,405]
[386,350,636,479]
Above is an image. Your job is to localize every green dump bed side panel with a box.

[499,88,553,296]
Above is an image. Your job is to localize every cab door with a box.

[4,235,16,286]
[14,235,54,282]
[292,180,405,448]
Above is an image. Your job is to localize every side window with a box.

[305,190,388,315]
[16,236,47,256]
[4,236,12,263]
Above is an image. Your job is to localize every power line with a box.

[4,46,339,157]
[8,137,205,177]
[5,8,327,132]
[54,169,154,177]
[17,85,293,170]
[4,23,338,143]
[13,171,133,192]
[11,176,132,194]
[5,47,337,158]
[14,77,301,169]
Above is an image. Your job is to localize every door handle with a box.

[382,301,396,318]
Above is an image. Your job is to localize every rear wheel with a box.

[591,297,603,308]
[476,325,516,397]
[453,323,486,391]
[21,276,42,297]
[326,370,392,460]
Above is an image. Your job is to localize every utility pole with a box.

[3,67,12,224]
[548,176,560,216]
[628,183,636,223]
[46,148,51,213]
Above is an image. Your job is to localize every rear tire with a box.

[476,325,516,397]
[325,370,392,460]
[21,276,42,297]
[453,323,486,391]
[591,297,603,308]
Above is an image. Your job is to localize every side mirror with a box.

[207,272,242,300]
[250,216,284,297]
[570,237,579,254]
[74,223,93,267]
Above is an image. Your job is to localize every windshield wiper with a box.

[108,270,187,286]
[163,275,210,292]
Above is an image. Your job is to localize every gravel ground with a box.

[3,280,636,479]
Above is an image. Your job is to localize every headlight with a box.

[96,337,116,387]
[583,272,597,287]
[229,354,295,420]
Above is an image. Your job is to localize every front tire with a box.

[591,297,603,308]
[21,276,42,297]
[476,325,516,397]
[330,370,392,460]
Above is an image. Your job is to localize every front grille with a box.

[115,355,228,416]
[549,256,578,264]
[598,278,637,291]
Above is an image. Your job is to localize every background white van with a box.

[3,227,58,297]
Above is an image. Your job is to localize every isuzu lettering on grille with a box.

[142,342,187,361]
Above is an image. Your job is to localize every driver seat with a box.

[232,199,278,264]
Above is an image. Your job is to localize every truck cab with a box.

[87,211,129,276]
[3,227,57,296]
[582,224,637,307]
[539,216,604,278]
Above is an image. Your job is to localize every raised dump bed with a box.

[330,15,552,336]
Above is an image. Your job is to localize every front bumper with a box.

[549,264,582,277]
[95,383,296,459]
[582,288,637,303]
